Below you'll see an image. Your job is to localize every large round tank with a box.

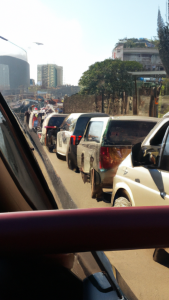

[0,55,30,90]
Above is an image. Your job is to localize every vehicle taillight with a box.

[99,147,131,170]
[70,135,82,145]
[99,146,114,170]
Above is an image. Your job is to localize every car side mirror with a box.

[132,143,160,168]
[143,148,160,166]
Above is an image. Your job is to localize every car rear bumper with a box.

[99,167,118,188]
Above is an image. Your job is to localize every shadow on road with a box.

[97,192,112,204]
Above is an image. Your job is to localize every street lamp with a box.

[0,35,27,60]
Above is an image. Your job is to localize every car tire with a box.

[48,146,54,153]
[75,166,80,173]
[91,169,103,199]
[67,153,74,170]
[114,197,131,207]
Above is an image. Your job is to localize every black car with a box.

[66,113,109,171]
[46,113,68,152]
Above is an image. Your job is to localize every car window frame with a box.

[158,126,169,171]
[84,121,104,143]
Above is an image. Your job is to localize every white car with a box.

[40,112,59,145]
[110,116,169,208]
[56,113,82,158]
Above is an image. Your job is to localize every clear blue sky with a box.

[41,0,166,56]
[0,0,167,84]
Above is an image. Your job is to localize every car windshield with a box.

[1,0,169,299]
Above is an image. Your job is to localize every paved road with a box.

[44,149,111,209]
[45,148,169,300]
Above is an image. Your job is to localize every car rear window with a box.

[60,115,78,131]
[48,117,65,127]
[103,120,156,146]
[74,117,91,136]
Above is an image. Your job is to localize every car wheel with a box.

[75,166,80,173]
[67,153,74,170]
[48,146,54,153]
[114,197,131,207]
[90,169,103,199]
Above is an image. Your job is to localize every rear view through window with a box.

[104,121,156,146]
[48,117,65,127]
[74,117,92,136]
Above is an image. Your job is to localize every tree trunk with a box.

[149,88,155,117]
[121,92,125,115]
[102,91,104,113]
[107,94,111,114]
[125,94,129,115]
[133,78,137,115]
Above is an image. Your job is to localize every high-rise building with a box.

[37,64,63,88]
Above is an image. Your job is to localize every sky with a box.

[0,0,167,85]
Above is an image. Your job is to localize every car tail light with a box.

[70,135,82,145]
[99,147,114,170]
[78,135,82,142]
[100,147,131,170]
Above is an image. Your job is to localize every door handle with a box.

[122,167,128,175]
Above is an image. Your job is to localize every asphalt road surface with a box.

[45,148,169,300]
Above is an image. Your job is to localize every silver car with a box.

[77,116,157,199]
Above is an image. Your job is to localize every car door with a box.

[57,117,70,155]
[158,127,169,204]
[77,121,103,174]
[124,163,163,207]
[118,121,169,207]
[57,115,77,156]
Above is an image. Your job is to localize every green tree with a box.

[157,9,169,76]
[79,59,142,112]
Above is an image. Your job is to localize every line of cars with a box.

[33,108,169,207]
[3,93,169,299]
[28,107,169,208]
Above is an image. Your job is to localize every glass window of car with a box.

[85,121,104,143]
[73,117,91,136]
[48,116,65,127]
[103,120,157,146]
[150,122,169,146]
[160,128,169,171]
[60,116,70,131]
[0,111,50,210]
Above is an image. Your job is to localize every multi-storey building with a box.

[37,64,63,88]
[112,38,164,71]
